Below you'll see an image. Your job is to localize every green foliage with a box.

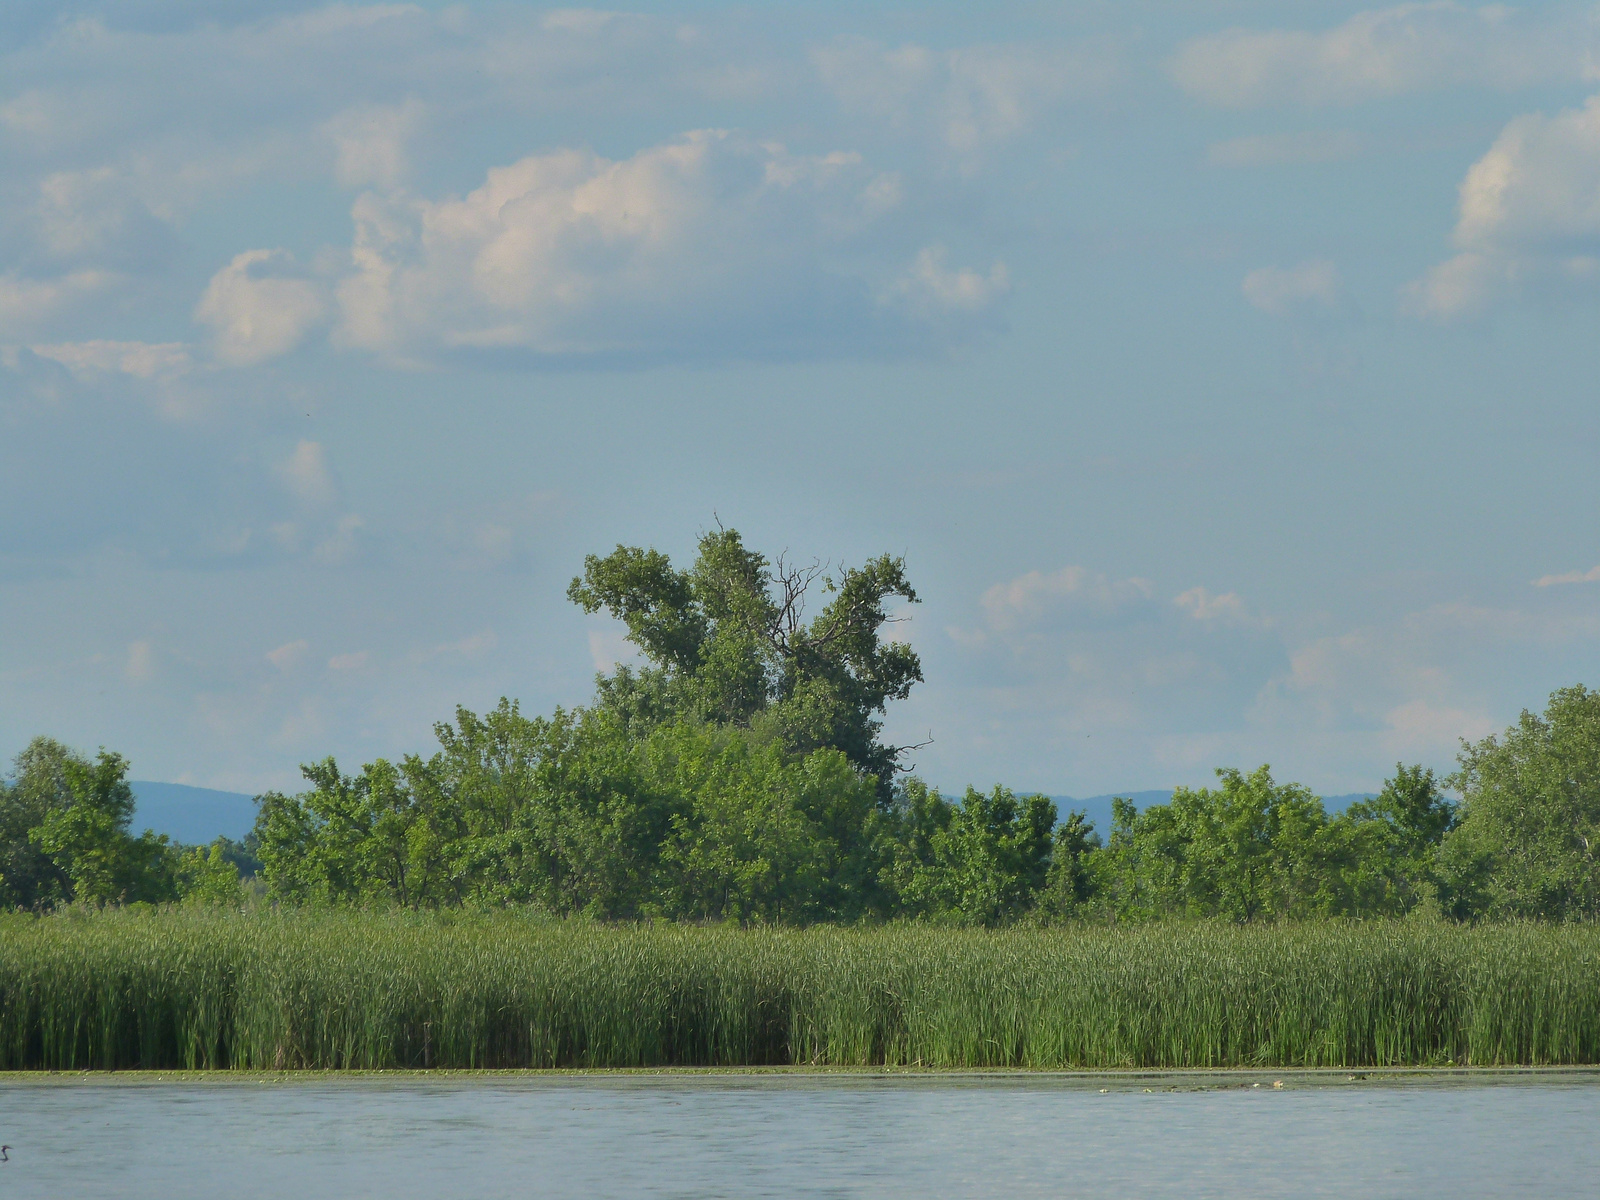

[899,785,1056,924]
[1100,766,1343,922]
[1038,810,1103,916]
[4,909,1600,1070]
[1446,685,1600,919]
[0,737,76,908]
[2,738,192,906]
[1,737,241,909]
[569,527,922,788]
[1336,764,1456,917]
[176,841,247,906]
[19,520,1600,932]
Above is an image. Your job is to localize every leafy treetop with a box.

[568,527,922,789]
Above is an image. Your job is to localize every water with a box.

[1,1071,1597,1198]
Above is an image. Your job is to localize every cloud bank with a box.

[334,129,1004,363]
[1173,3,1600,108]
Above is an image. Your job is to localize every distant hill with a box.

[128,781,258,846]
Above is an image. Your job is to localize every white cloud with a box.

[1534,564,1600,587]
[267,639,311,671]
[327,650,369,671]
[30,340,190,379]
[978,566,1155,634]
[323,99,426,190]
[1208,130,1363,167]
[0,270,116,336]
[814,38,1117,164]
[542,9,622,37]
[1174,587,1248,623]
[3,10,1033,366]
[928,566,1288,788]
[125,638,155,683]
[413,629,498,664]
[313,514,366,565]
[1382,697,1496,749]
[890,246,1009,315]
[1243,599,1600,764]
[36,167,134,257]
[1242,261,1339,313]
[1172,3,1600,108]
[334,129,997,361]
[1410,95,1600,316]
[1,89,78,138]
[277,441,338,508]
[195,249,327,365]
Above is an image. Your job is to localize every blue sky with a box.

[3,1,1600,797]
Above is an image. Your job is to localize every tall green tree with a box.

[0,737,77,908]
[898,784,1056,924]
[1333,764,1456,916]
[569,527,923,789]
[1102,766,1338,922]
[22,741,180,905]
[1446,685,1600,919]
[1038,810,1103,916]
[255,754,457,908]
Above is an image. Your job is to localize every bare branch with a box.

[885,732,935,774]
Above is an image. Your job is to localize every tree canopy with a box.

[569,528,922,788]
[1446,685,1600,919]
[9,525,1600,926]
[0,737,237,908]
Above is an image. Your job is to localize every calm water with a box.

[1,1072,1597,1198]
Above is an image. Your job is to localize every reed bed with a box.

[1,909,1598,1070]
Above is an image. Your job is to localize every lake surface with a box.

[1,1071,1597,1198]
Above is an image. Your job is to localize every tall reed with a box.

[2,909,1597,1070]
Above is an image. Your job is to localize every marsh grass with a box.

[2,909,1598,1070]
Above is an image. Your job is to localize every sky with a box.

[3,0,1600,799]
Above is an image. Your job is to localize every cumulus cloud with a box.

[323,99,426,190]
[977,566,1154,634]
[1409,95,1600,316]
[1382,697,1497,748]
[29,166,180,271]
[890,247,1009,316]
[1243,599,1600,762]
[0,270,117,336]
[1173,587,1249,623]
[267,639,311,671]
[814,37,1118,163]
[413,629,498,665]
[195,249,327,364]
[1534,564,1600,587]
[1172,2,1600,108]
[334,129,1001,361]
[935,566,1287,780]
[3,10,1033,367]
[1242,261,1339,313]
[312,513,366,566]
[939,565,1572,786]
[277,440,338,508]
[29,340,190,380]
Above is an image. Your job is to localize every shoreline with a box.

[4,1065,1600,1087]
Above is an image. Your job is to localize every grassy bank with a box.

[2,910,1599,1071]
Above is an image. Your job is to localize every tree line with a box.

[5,527,1600,923]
